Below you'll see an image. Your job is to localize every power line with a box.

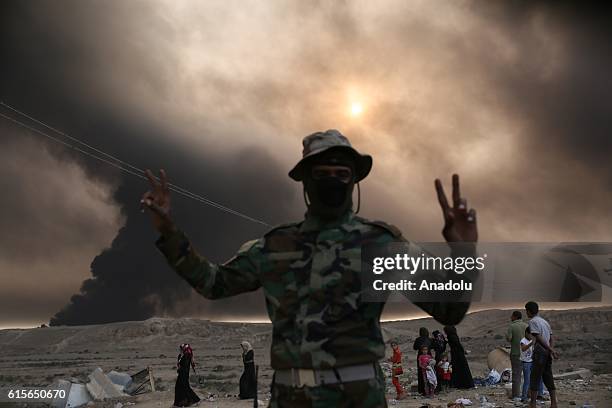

[0,103,271,227]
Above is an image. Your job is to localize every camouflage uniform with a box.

[155,130,471,407]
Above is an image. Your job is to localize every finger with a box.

[435,179,450,215]
[144,199,169,218]
[141,191,154,201]
[467,208,477,223]
[140,191,154,212]
[145,169,160,190]
[458,198,467,212]
[159,169,169,193]
[452,174,461,208]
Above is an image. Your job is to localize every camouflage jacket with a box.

[156,210,470,369]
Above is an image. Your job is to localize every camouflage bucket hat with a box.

[289,129,373,182]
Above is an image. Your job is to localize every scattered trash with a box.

[478,395,496,408]
[474,369,502,386]
[126,367,156,394]
[455,398,472,405]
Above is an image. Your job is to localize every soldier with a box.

[141,129,478,407]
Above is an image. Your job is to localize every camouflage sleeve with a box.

[155,229,262,299]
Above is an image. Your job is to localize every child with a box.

[520,327,544,403]
[388,341,406,400]
[426,358,438,395]
[418,345,435,397]
[436,352,452,392]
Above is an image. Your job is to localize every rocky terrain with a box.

[1,307,611,407]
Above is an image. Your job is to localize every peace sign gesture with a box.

[435,174,477,243]
[141,169,176,235]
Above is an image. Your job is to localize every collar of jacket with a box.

[299,209,355,233]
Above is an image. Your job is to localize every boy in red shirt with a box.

[389,342,406,400]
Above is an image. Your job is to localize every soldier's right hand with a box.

[141,169,176,236]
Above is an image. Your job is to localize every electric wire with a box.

[0,104,271,227]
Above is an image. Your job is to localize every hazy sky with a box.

[1,1,611,328]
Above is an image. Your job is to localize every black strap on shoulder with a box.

[356,217,403,239]
[263,221,302,237]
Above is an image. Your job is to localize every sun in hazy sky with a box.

[350,101,363,117]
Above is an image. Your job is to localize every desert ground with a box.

[1,307,611,407]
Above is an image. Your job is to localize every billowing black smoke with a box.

[50,149,298,326]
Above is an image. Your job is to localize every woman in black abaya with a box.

[239,341,256,399]
[444,326,474,389]
[174,344,200,407]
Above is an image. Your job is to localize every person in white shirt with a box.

[520,327,544,402]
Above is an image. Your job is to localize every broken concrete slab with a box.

[107,370,133,391]
[51,379,73,408]
[86,367,126,400]
[66,383,91,408]
[51,380,92,408]
[553,368,593,380]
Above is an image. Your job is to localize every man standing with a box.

[142,129,478,407]
[525,301,558,408]
[506,311,528,400]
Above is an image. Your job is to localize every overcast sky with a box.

[1,1,611,328]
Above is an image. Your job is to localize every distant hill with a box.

[1,306,610,355]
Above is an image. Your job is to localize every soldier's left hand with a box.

[435,174,477,242]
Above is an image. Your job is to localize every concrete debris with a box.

[51,380,73,408]
[107,370,133,391]
[51,380,92,408]
[86,367,127,400]
[66,384,91,408]
[52,367,147,406]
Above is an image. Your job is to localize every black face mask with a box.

[304,176,354,218]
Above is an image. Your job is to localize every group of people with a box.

[388,325,474,400]
[507,301,558,408]
[172,341,257,407]
[388,301,558,408]
[173,302,558,407]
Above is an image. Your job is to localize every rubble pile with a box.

[51,367,155,408]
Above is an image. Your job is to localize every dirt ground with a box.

[1,307,611,407]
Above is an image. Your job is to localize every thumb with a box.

[143,198,168,218]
